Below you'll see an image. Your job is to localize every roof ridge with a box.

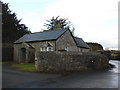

[26,29,67,35]
[14,29,67,44]
[74,37,82,40]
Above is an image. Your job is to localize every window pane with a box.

[49,47,51,51]
[47,47,53,51]
[40,48,42,51]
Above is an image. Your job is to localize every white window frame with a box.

[40,47,53,52]
[40,42,53,52]
[47,47,53,51]
[65,47,68,51]
[40,47,43,51]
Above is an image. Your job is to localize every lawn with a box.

[1,61,36,72]
[11,63,36,72]
[0,61,10,65]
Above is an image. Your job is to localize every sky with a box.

[2,0,119,50]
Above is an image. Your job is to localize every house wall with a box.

[14,41,56,63]
[78,47,90,52]
[14,43,35,63]
[14,30,88,63]
[14,44,20,62]
[14,43,28,63]
[81,48,90,52]
[56,31,78,51]
[29,41,55,57]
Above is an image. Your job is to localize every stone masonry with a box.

[35,52,109,72]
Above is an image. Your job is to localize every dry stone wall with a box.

[35,52,109,72]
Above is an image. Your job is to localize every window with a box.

[40,48,43,51]
[47,47,53,51]
[40,42,53,52]
[40,47,53,52]
[65,47,68,51]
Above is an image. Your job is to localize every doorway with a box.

[21,48,26,62]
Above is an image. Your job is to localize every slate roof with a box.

[74,37,90,49]
[14,29,90,49]
[14,29,66,43]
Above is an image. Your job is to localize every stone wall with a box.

[14,41,55,63]
[35,52,109,72]
[56,30,78,51]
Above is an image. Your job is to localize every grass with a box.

[1,61,36,72]
[111,54,118,57]
[11,63,36,72]
[0,61,10,65]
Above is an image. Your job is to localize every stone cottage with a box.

[14,29,90,63]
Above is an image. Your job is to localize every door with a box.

[21,48,26,62]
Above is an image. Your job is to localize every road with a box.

[2,60,119,88]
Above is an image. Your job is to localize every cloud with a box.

[3,0,118,49]
[2,0,55,3]
[41,0,118,29]
[38,0,118,49]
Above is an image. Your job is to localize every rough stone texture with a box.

[14,43,35,63]
[14,41,56,63]
[14,30,90,63]
[86,42,103,51]
[35,52,109,72]
[56,31,78,51]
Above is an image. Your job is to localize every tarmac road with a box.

[2,60,119,88]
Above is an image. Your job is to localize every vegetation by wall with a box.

[86,42,103,51]
[98,50,120,60]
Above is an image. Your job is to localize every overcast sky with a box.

[2,0,119,50]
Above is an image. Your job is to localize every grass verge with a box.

[11,63,36,72]
[1,61,10,65]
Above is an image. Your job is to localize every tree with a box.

[2,2,31,43]
[44,16,74,31]
[2,1,31,61]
